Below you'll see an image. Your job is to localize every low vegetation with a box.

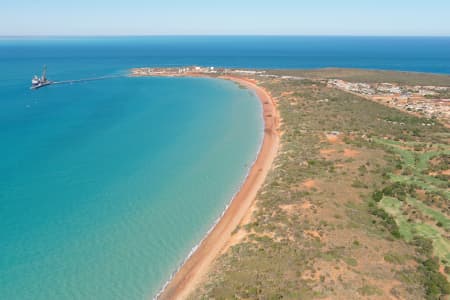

[268,68,450,86]
[193,70,450,299]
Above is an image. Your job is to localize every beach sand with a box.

[157,75,280,299]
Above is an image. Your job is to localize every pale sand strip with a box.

[157,75,280,300]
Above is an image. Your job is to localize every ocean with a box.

[1,36,450,300]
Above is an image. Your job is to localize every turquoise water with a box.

[2,36,450,299]
[0,75,263,299]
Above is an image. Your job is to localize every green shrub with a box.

[419,257,450,299]
[444,266,450,275]
[372,190,383,202]
[369,206,401,238]
[380,182,417,201]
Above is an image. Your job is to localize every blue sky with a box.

[2,0,450,36]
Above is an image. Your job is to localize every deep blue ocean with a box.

[1,36,450,300]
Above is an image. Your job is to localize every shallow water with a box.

[0,73,262,299]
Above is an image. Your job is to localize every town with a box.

[327,79,450,126]
[130,66,267,77]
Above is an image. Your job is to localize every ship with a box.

[31,66,52,89]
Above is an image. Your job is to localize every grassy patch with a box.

[384,252,408,265]
[357,284,383,296]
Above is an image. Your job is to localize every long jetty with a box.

[51,75,124,86]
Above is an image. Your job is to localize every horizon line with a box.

[1,34,450,38]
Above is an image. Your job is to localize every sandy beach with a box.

[155,75,280,299]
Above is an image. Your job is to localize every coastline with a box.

[141,73,280,299]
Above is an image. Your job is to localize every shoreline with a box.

[139,73,280,299]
